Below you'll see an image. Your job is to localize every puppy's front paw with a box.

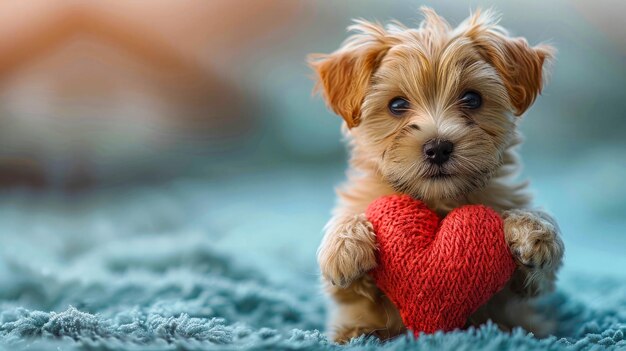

[318,214,377,288]
[503,209,564,297]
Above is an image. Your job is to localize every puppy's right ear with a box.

[309,20,391,128]
[462,9,554,116]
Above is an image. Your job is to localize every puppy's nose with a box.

[423,139,454,165]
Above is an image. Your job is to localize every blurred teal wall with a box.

[0,1,623,275]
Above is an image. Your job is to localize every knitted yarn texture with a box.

[366,194,516,336]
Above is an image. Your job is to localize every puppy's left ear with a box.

[471,29,554,116]
[309,20,391,128]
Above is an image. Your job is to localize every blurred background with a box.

[0,0,624,289]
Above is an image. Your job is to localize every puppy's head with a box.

[310,8,553,200]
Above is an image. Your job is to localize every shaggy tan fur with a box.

[309,8,564,343]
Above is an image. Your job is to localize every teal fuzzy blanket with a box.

[0,168,624,350]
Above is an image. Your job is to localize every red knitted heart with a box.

[366,194,516,336]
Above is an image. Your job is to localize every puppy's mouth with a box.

[422,167,455,180]
[428,171,454,180]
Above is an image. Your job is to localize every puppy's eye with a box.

[388,97,410,116]
[459,91,482,109]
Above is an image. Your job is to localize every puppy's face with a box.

[310,8,552,200]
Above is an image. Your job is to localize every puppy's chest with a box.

[423,197,474,218]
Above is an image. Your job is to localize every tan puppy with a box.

[309,8,564,343]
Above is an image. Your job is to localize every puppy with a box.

[309,8,564,343]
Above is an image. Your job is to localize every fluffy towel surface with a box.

[0,169,624,350]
